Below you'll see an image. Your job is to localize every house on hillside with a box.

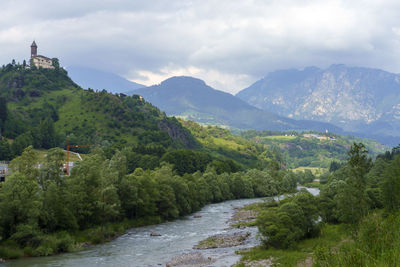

[30,41,55,69]
[0,162,9,182]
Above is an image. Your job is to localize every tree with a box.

[51,58,60,69]
[0,97,7,133]
[0,147,41,239]
[38,119,57,149]
[329,161,342,172]
[257,207,303,249]
[381,155,400,212]
[344,142,371,223]
[0,139,12,160]
[38,148,65,189]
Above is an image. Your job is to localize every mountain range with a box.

[69,64,400,146]
[237,65,400,144]
[131,76,342,133]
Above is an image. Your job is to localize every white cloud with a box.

[130,65,253,93]
[1,0,400,93]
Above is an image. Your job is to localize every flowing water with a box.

[3,187,319,267]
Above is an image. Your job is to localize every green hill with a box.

[0,62,197,160]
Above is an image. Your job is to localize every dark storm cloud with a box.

[1,0,400,93]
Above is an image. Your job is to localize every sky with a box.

[1,0,400,94]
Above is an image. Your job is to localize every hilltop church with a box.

[30,41,54,69]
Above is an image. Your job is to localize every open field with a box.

[292,166,327,175]
[262,135,297,141]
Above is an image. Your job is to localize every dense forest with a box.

[0,145,302,258]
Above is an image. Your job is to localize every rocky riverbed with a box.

[166,253,215,267]
[194,232,251,249]
[169,201,264,266]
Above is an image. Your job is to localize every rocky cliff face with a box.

[236,65,400,139]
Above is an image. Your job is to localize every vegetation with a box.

[236,224,347,267]
[0,63,197,163]
[240,143,400,266]
[1,61,398,265]
[0,145,298,259]
[181,120,277,170]
[241,130,386,169]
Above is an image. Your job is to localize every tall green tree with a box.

[382,155,400,212]
[38,119,57,149]
[336,143,372,224]
[0,97,7,133]
[0,147,41,239]
[0,139,12,160]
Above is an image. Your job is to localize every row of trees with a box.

[0,146,298,256]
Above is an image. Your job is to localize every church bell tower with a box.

[31,41,37,58]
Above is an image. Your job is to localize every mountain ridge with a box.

[132,76,343,134]
[236,64,400,145]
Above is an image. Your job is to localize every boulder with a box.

[150,232,161,237]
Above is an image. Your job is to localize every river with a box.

[3,187,319,267]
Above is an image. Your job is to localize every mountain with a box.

[66,66,144,94]
[236,65,400,145]
[0,64,197,152]
[132,76,343,133]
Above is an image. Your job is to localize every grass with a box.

[210,136,246,151]
[195,236,219,249]
[303,182,322,189]
[263,135,297,141]
[292,166,327,175]
[235,224,349,267]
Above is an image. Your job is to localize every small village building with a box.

[0,162,9,182]
[30,41,54,69]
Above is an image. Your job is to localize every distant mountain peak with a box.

[237,64,400,145]
[130,75,342,134]
[66,65,144,94]
[161,76,207,87]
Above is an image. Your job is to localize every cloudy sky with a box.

[1,0,400,93]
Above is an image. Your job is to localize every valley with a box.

[0,61,398,267]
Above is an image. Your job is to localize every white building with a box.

[30,41,55,69]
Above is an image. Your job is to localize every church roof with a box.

[33,55,51,60]
[31,41,37,47]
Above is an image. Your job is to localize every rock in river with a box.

[150,232,161,237]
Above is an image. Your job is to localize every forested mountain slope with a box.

[0,62,197,160]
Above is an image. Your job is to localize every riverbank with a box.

[235,224,349,266]
[230,187,353,267]
[1,197,267,266]
[0,216,164,260]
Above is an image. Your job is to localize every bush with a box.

[257,191,320,249]
[0,245,24,259]
[55,232,74,252]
